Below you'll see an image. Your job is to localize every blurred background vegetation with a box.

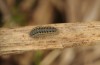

[0,0,100,65]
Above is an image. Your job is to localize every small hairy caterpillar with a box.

[30,26,59,39]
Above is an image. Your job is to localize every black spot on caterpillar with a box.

[30,26,59,39]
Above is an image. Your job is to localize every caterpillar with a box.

[30,26,59,39]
